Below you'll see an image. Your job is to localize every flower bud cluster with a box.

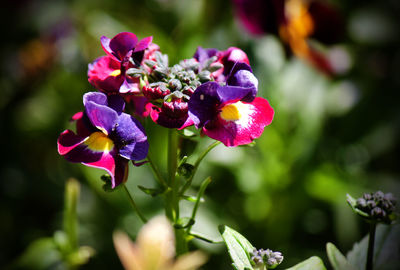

[355,191,397,224]
[251,248,283,269]
[143,52,217,104]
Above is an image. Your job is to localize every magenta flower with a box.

[88,32,153,94]
[188,63,274,146]
[57,92,148,188]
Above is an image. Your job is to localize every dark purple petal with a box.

[62,140,105,163]
[107,94,125,114]
[57,129,86,156]
[226,63,258,102]
[83,92,119,135]
[216,84,254,104]
[114,113,148,160]
[110,32,138,60]
[188,82,221,128]
[119,140,149,161]
[83,91,125,114]
[112,156,129,187]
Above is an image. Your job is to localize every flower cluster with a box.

[354,191,397,224]
[251,248,284,269]
[58,32,274,187]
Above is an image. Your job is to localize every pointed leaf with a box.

[285,256,327,270]
[326,243,357,270]
[219,225,254,270]
[347,224,400,270]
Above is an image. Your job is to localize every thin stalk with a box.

[63,178,80,251]
[123,185,147,223]
[366,222,376,270]
[186,177,212,233]
[147,152,167,188]
[180,141,220,195]
[167,129,178,187]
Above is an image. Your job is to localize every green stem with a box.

[180,141,220,195]
[166,129,189,255]
[366,222,376,270]
[147,151,167,188]
[187,177,212,233]
[168,129,178,188]
[123,185,147,223]
[165,129,179,222]
[63,179,80,251]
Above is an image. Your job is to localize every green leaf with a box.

[347,224,400,270]
[285,256,327,270]
[326,242,357,270]
[14,237,61,270]
[137,185,165,197]
[219,225,254,270]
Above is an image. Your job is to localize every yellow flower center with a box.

[220,102,245,121]
[84,132,114,152]
[109,69,121,77]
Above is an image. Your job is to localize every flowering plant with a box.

[56,31,278,268]
[52,31,398,270]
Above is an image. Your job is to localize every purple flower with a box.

[58,92,148,188]
[188,63,274,146]
[194,46,250,82]
[88,32,153,94]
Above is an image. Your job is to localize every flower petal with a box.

[119,77,141,94]
[134,36,153,53]
[110,32,138,60]
[88,56,124,92]
[113,232,143,270]
[114,113,149,161]
[83,92,119,135]
[203,97,274,146]
[100,36,118,61]
[57,129,86,156]
[217,84,254,105]
[226,62,258,102]
[84,151,129,188]
[188,82,221,128]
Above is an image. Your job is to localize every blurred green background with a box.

[1,0,400,269]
